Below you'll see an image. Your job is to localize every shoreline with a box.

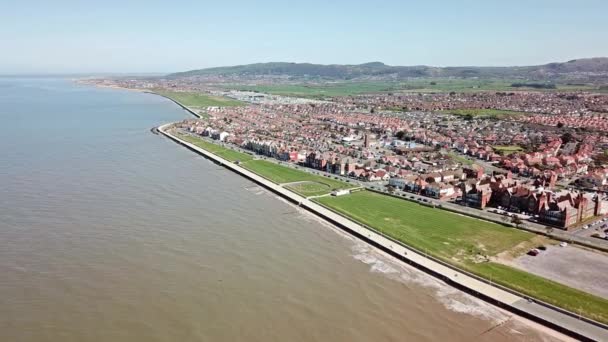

[156,120,607,341]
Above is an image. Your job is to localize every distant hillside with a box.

[168,58,608,82]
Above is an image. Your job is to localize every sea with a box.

[0,78,564,341]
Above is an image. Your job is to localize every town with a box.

[164,90,608,233]
[83,70,608,336]
[86,73,608,235]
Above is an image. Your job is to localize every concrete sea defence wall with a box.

[157,122,608,341]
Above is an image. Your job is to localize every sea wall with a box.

[157,123,608,341]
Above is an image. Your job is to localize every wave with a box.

[351,242,509,323]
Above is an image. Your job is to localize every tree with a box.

[557,122,564,129]
[395,130,406,140]
[561,132,575,144]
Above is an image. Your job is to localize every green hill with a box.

[168,58,608,82]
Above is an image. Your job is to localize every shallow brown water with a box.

[0,78,563,341]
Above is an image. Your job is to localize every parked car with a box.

[527,249,540,256]
[559,242,568,247]
[537,245,547,251]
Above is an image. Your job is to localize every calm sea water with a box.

[0,78,561,341]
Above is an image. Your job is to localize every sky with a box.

[1,0,607,74]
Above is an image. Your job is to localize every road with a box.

[179,130,608,252]
[164,124,608,341]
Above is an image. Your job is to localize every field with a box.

[175,132,608,323]
[221,80,598,98]
[446,151,475,166]
[177,133,354,196]
[316,191,531,259]
[471,263,608,324]
[227,83,406,98]
[177,134,253,162]
[443,108,528,119]
[285,181,332,197]
[155,90,244,107]
[315,190,608,324]
[493,145,524,153]
[242,160,355,196]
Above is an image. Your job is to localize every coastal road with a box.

[160,123,608,341]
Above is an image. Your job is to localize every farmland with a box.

[222,79,597,98]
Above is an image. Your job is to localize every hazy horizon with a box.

[1,0,607,74]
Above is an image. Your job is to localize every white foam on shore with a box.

[243,185,268,196]
[273,193,509,323]
[250,177,570,341]
[350,242,509,323]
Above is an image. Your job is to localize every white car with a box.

[583,225,589,230]
[559,242,568,247]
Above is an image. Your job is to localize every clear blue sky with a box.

[1,0,607,74]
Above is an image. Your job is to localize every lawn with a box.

[176,135,354,196]
[315,190,608,324]
[177,134,253,163]
[470,263,608,324]
[285,181,332,197]
[493,145,524,154]
[316,191,531,259]
[155,90,244,107]
[242,160,355,196]
[447,151,474,166]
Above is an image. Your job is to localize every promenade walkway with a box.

[158,122,608,341]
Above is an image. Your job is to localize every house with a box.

[425,183,455,199]
[461,179,492,209]
[462,165,484,180]
[579,171,607,188]
[389,177,408,189]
